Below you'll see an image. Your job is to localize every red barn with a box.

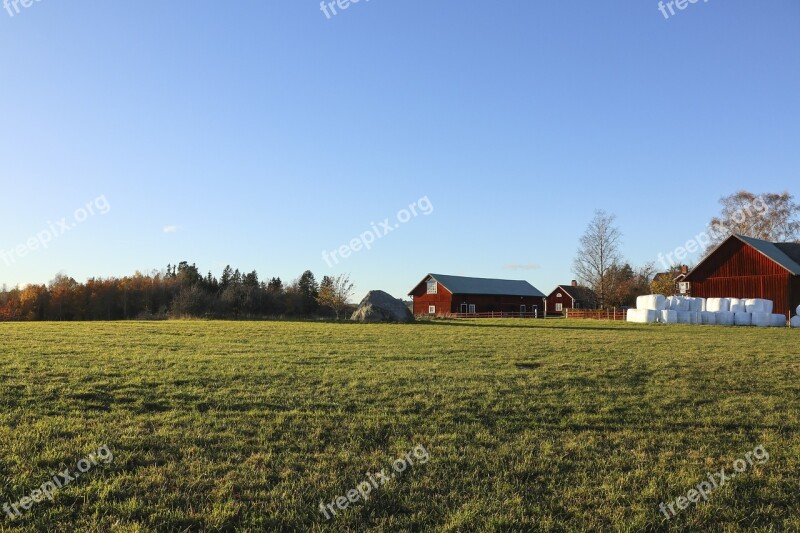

[545,281,598,316]
[408,274,546,317]
[684,234,800,317]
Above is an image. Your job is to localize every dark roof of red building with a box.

[688,234,800,278]
[553,284,598,304]
[410,274,545,297]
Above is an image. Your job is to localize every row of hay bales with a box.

[628,295,800,327]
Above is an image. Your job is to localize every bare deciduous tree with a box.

[573,210,622,308]
[316,273,355,319]
[707,190,800,249]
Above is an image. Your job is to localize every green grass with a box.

[0,319,798,531]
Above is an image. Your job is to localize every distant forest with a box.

[0,262,344,321]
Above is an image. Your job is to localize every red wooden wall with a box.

[546,287,572,316]
[409,280,453,316]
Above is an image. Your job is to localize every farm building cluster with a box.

[407,234,800,326]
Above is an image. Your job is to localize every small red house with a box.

[684,234,800,317]
[545,281,598,316]
[408,274,546,317]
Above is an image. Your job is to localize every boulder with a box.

[351,290,414,323]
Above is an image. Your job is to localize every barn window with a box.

[427,281,437,294]
[556,303,563,312]
[557,293,562,298]
[428,305,436,315]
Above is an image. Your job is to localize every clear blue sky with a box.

[1,0,798,300]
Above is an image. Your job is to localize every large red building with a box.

[684,234,800,317]
[408,274,546,317]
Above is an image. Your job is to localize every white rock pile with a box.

[627,295,791,327]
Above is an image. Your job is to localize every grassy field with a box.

[0,319,798,532]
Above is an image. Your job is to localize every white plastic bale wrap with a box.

[677,311,692,324]
[707,298,731,313]
[792,316,800,328]
[771,314,787,327]
[752,312,771,327]
[660,310,678,324]
[627,309,658,323]
[717,311,735,326]
[745,299,759,313]
[688,298,704,312]
[734,312,752,326]
[761,299,774,314]
[730,299,746,313]
[796,304,800,315]
[701,311,717,325]
[636,295,667,311]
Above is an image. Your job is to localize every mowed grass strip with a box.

[0,319,798,531]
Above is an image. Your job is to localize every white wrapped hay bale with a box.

[636,294,666,311]
[701,311,717,325]
[770,314,787,327]
[745,299,760,313]
[665,296,678,310]
[659,310,678,324]
[745,299,771,314]
[691,311,702,325]
[796,305,800,315]
[627,308,658,323]
[730,298,746,313]
[688,298,704,312]
[677,311,692,324]
[717,311,735,326]
[791,316,800,328]
[734,312,752,326]
[761,300,774,314]
[752,312,771,327]
[707,298,730,313]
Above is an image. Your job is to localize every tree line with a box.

[0,263,355,321]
